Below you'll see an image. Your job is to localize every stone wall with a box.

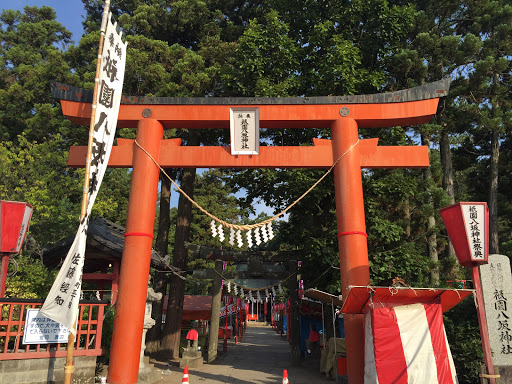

[0,356,96,384]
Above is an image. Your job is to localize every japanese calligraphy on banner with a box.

[230,108,259,155]
[462,204,486,261]
[480,254,512,365]
[40,14,127,335]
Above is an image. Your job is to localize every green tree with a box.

[5,253,57,299]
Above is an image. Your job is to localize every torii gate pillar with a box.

[108,118,163,383]
[332,118,370,382]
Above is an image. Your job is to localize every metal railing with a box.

[0,299,107,360]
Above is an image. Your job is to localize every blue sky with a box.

[5,0,86,42]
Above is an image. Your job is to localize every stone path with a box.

[150,322,332,384]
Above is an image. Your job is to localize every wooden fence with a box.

[0,299,107,360]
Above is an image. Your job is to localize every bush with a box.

[444,297,483,384]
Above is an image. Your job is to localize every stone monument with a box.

[138,287,163,383]
[480,254,512,382]
[180,321,203,368]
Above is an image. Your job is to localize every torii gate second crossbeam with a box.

[53,79,450,384]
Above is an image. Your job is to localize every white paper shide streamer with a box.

[40,14,127,335]
[210,221,275,248]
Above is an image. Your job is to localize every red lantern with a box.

[0,200,33,253]
[439,202,488,266]
[0,200,33,298]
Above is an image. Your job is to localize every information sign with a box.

[23,309,70,344]
[230,108,259,155]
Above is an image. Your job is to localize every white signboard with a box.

[230,108,259,155]
[480,254,512,365]
[23,309,70,344]
[462,203,486,261]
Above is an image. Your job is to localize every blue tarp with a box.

[299,316,345,353]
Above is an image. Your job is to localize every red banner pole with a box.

[224,305,228,352]
[471,266,496,384]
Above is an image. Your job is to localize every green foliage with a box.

[97,305,116,364]
[0,136,82,245]
[5,253,57,299]
[444,298,483,384]
[222,10,300,96]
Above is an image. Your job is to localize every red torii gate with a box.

[53,79,450,384]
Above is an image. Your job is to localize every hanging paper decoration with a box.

[265,289,269,298]
[248,290,253,301]
[241,288,245,298]
[278,284,283,294]
[234,285,238,295]
[227,281,231,293]
[218,224,225,242]
[257,291,261,302]
[267,222,274,239]
[246,229,253,248]
[262,226,269,243]
[236,230,243,247]
[272,286,276,296]
[208,219,277,247]
[211,220,218,237]
[254,227,261,245]
[229,228,235,246]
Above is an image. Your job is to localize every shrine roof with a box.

[41,217,164,272]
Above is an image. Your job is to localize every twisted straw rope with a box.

[134,139,360,231]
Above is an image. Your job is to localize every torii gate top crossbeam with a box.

[52,79,450,129]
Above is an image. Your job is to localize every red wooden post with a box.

[235,302,238,345]
[224,305,228,352]
[331,118,370,384]
[108,118,163,384]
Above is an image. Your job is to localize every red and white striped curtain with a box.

[364,303,457,384]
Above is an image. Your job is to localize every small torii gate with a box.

[185,243,302,363]
[53,79,449,384]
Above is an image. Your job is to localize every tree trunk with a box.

[288,260,301,365]
[489,128,500,254]
[207,260,223,363]
[422,134,440,286]
[439,128,460,278]
[145,168,174,353]
[161,132,199,360]
[403,197,411,239]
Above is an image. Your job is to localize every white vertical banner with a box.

[40,14,127,335]
[461,203,486,261]
[87,14,128,212]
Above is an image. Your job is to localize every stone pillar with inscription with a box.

[480,254,512,381]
